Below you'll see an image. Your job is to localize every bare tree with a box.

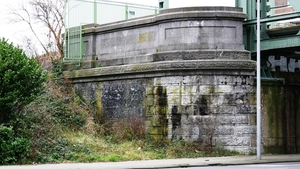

[20,36,38,57]
[9,0,65,62]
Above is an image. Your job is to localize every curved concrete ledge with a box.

[64,60,256,80]
[63,50,251,71]
[156,7,247,22]
[86,7,246,33]
[153,50,251,61]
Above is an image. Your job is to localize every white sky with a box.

[0,0,31,46]
[0,0,235,53]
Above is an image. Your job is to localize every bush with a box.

[0,125,30,165]
[0,38,47,124]
[17,78,89,163]
[110,115,146,142]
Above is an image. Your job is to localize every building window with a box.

[159,2,164,9]
[129,11,135,16]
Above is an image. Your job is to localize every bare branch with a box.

[8,0,65,61]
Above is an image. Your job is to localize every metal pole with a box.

[256,0,261,161]
[67,0,70,59]
[94,0,97,24]
[125,3,128,20]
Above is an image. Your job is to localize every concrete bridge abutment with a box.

[63,7,257,153]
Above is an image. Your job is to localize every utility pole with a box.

[256,0,262,161]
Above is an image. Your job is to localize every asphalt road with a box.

[169,162,300,169]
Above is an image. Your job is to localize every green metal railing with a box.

[63,0,158,63]
[236,0,300,54]
[63,25,83,63]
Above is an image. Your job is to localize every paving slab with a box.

[1,154,300,169]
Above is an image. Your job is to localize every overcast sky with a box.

[0,0,30,46]
[0,0,235,53]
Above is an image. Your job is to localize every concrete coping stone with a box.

[63,60,256,80]
[83,6,247,34]
[159,6,244,14]
[63,50,252,71]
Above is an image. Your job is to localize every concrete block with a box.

[146,106,155,116]
[166,85,181,95]
[160,76,182,85]
[153,96,168,106]
[199,86,214,95]
[215,126,235,135]
[217,115,249,125]
[154,106,168,115]
[181,95,194,105]
[167,96,181,105]
[146,95,154,105]
[216,136,251,146]
[183,105,199,115]
[233,76,253,86]
[153,86,167,95]
[233,85,254,93]
[210,105,237,114]
[236,126,257,136]
[251,135,257,147]
[146,87,154,95]
[180,114,193,125]
[180,85,199,95]
[249,114,256,125]
[222,146,255,154]
[215,85,234,93]
[151,115,165,126]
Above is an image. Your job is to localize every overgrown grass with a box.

[33,131,240,164]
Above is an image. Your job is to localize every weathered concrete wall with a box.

[151,74,256,152]
[260,55,300,154]
[64,7,257,153]
[261,81,285,154]
[71,71,256,153]
[261,71,300,154]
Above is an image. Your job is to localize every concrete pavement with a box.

[1,154,300,169]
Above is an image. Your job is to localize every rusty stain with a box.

[138,32,153,43]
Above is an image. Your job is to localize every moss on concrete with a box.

[262,82,285,154]
[146,85,168,140]
[94,82,103,123]
[296,103,300,151]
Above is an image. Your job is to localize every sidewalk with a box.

[1,154,300,169]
